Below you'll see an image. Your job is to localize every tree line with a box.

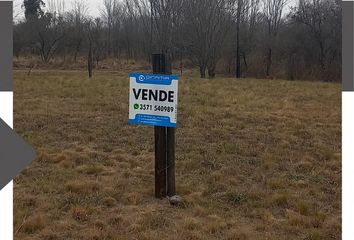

[14,0,341,81]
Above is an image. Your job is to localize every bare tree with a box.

[87,32,93,78]
[232,0,253,78]
[183,0,235,78]
[13,0,24,22]
[292,0,340,73]
[69,0,89,62]
[30,12,66,62]
[238,0,261,76]
[262,0,287,77]
[101,0,120,57]
[87,17,105,77]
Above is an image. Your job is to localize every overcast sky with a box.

[14,0,102,20]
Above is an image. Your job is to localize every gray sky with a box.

[14,0,102,20]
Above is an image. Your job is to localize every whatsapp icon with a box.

[134,103,140,110]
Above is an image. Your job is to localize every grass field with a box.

[13,70,341,240]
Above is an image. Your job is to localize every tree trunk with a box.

[236,4,241,78]
[107,26,111,58]
[319,41,325,70]
[200,65,206,78]
[243,53,248,76]
[208,64,216,79]
[74,51,78,63]
[74,43,81,63]
[88,41,93,78]
[287,54,295,80]
[266,48,272,77]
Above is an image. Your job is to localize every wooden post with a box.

[152,53,176,198]
[154,126,167,198]
[153,54,167,198]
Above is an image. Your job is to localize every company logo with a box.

[139,75,146,81]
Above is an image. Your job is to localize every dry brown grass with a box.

[14,69,341,239]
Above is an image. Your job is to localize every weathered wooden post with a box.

[152,53,167,198]
[152,53,176,198]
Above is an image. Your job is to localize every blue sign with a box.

[129,73,179,128]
